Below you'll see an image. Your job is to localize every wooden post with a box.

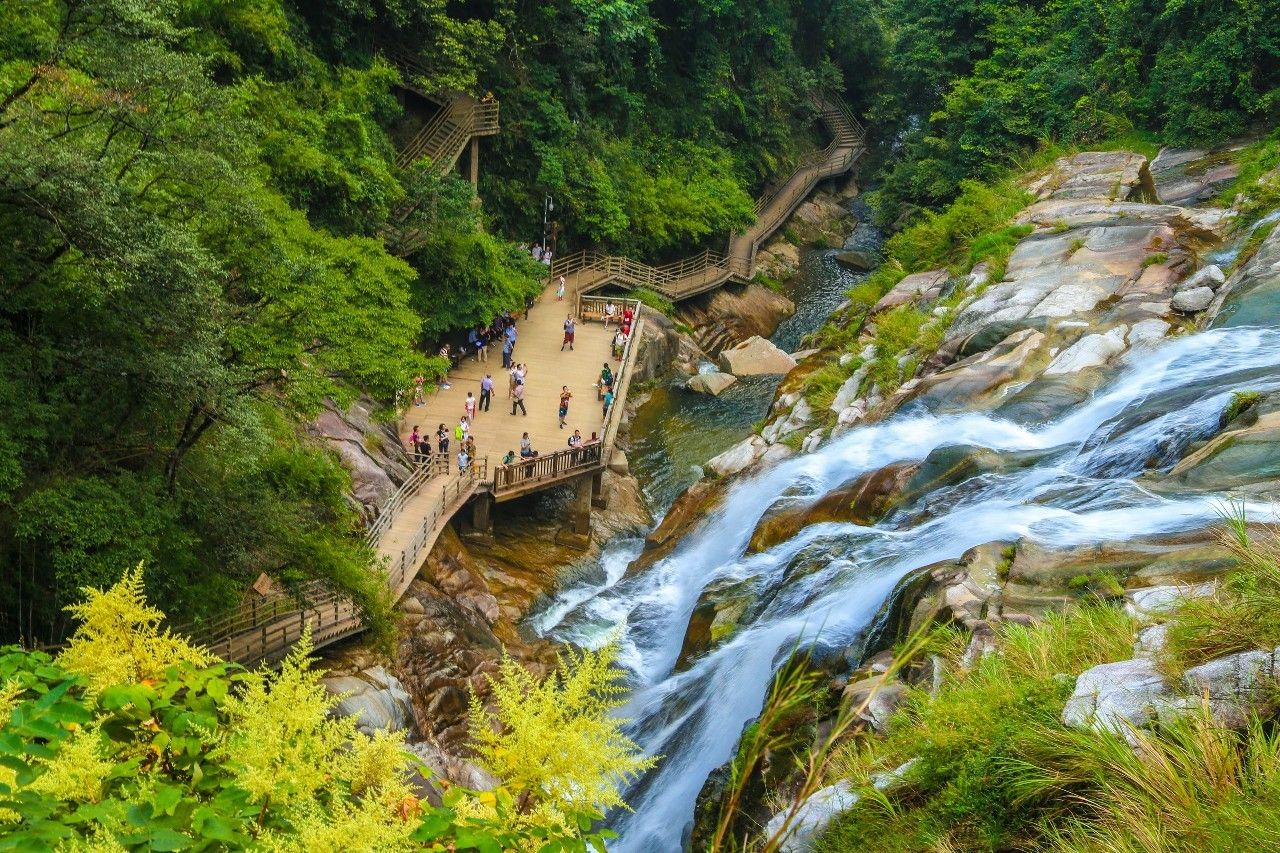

[469,136,479,187]
[471,492,494,531]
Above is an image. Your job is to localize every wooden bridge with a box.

[549,92,865,300]
[177,289,644,668]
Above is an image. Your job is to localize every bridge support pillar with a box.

[469,136,479,188]
[554,474,593,550]
[590,469,608,509]
[470,492,494,532]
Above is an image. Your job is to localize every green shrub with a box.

[1142,252,1170,267]
[633,287,675,316]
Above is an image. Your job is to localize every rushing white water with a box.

[533,325,1280,851]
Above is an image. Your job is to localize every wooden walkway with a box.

[550,92,865,300]
[403,284,627,497]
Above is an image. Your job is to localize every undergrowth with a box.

[815,606,1138,853]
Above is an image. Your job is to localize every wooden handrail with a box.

[176,456,488,666]
[550,92,865,301]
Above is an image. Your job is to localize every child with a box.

[558,385,572,428]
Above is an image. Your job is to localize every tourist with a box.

[561,314,576,351]
[515,362,527,384]
[586,431,599,445]
[613,328,628,360]
[543,248,553,265]
[463,391,476,424]
[413,373,425,406]
[438,344,452,389]
[520,432,535,458]
[558,385,572,428]
[557,275,566,301]
[507,364,517,398]
[502,449,517,465]
[600,363,614,393]
[603,301,616,329]
[479,373,493,412]
[453,418,467,445]
[504,322,517,353]
[436,423,449,457]
[466,327,480,361]
[533,245,543,263]
[602,387,614,419]
[568,429,583,448]
[475,326,488,362]
[512,379,527,416]
[409,424,421,458]
[457,447,470,474]
[502,334,513,368]
[463,435,477,467]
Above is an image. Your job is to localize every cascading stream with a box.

[533,325,1280,851]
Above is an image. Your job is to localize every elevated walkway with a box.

[550,92,865,300]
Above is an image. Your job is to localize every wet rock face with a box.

[321,665,417,736]
[1151,145,1245,207]
[309,397,412,521]
[677,283,796,357]
[1153,392,1280,496]
[1208,216,1280,328]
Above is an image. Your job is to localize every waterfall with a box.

[534,325,1280,851]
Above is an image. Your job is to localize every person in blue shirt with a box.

[479,373,493,412]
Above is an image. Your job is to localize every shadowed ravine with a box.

[532,324,1280,850]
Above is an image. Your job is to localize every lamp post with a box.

[541,194,555,256]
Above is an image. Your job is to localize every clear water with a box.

[628,203,883,511]
[535,325,1280,851]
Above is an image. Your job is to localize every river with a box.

[531,210,1280,850]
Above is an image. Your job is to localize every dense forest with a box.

[1,0,1276,643]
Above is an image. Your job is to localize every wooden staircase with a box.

[382,46,500,174]
[551,92,865,301]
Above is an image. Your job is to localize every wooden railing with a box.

[549,92,865,301]
[489,299,643,499]
[177,457,487,667]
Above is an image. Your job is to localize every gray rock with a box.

[760,443,796,465]
[1172,286,1215,313]
[1126,318,1171,347]
[1125,581,1217,619]
[801,428,824,454]
[323,669,416,736]
[706,436,765,478]
[718,336,798,375]
[1181,650,1273,728]
[765,780,860,853]
[1061,657,1173,736]
[686,371,738,396]
[1043,326,1128,376]
[834,249,877,271]
[1180,264,1226,292]
[1132,623,1168,658]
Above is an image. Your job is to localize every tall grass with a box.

[1160,507,1278,675]
[1018,708,1280,852]
[816,606,1138,852]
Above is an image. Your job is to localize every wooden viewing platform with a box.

[177,284,643,667]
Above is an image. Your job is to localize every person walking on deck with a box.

[463,392,476,424]
[413,373,425,406]
[602,388,614,420]
[512,379,527,416]
[479,374,493,412]
[436,423,449,457]
[561,315,576,351]
[556,275,566,300]
[558,386,572,429]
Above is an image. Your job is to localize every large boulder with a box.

[834,249,877,271]
[1151,145,1244,206]
[1029,151,1157,202]
[686,371,738,396]
[705,435,766,477]
[763,760,917,853]
[873,269,949,314]
[719,336,798,375]
[323,666,417,736]
[676,283,796,356]
[1061,657,1174,737]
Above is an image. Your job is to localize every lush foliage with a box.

[0,570,622,850]
[467,643,656,833]
[868,0,1280,217]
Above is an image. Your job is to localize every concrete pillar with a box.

[591,469,608,509]
[469,136,479,187]
[470,492,493,532]
[555,474,593,550]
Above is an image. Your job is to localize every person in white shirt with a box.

[603,301,617,329]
